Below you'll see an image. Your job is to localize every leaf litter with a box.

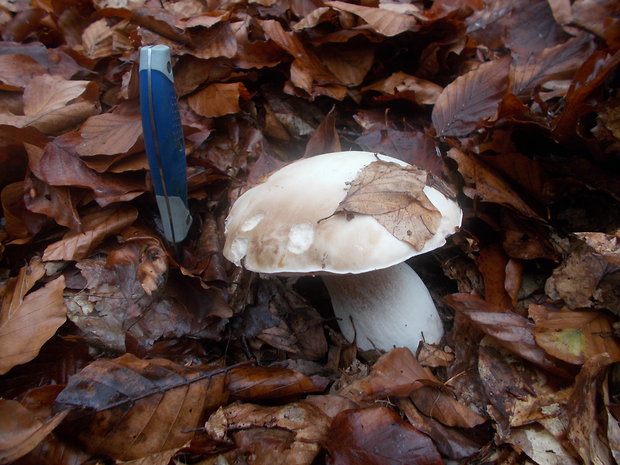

[0,0,618,464]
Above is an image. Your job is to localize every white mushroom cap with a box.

[223,151,462,275]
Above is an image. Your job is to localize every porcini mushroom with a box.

[223,151,461,352]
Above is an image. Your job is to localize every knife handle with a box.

[139,45,192,243]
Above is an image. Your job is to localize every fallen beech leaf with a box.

[511,34,595,97]
[0,275,66,375]
[0,75,98,135]
[340,347,441,401]
[530,305,620,364]
[410,385,487,428]
[24,174,81,231]
[0,399,68,464]
[506,424,580,465]
[191,21,238,60]
[304,108,341,157]
[325,1,420,36]
[43,204,138,261]
[444,293,571,376]
[205,401,330,465]
[188,82,250,118]
[228,365,329,401]
[53,354,230,461]
[318,45,374,87]
[28,134,145,206]
[0,54,47,90]
[332,160,441,249]
[545,240,620,314]
[564,353,615,465]
[448,147,542,219]
[432,56,511,137]
[477,243,513,310]
[324,406,443,465]
[362,71,443,104]
[76,103,142,156]
[1,181,47,241]
[261,20,339,96]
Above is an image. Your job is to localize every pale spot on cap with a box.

[287,223,314,254]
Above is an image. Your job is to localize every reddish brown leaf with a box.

[340,347,441,401]
[0,399,68,464]
[24,174,81,231]
[28,134,145,206]
[0,181,47,242]
[42,204,138,261]
[304,108,341,157]
[188,82,250,118]
[228,365,328,401]
[324,407,443,465]
[477,243,513,310]
[0,274,66,375]
[444,293,571,376]
[432,56,511,137]
[410,386,487,428]
[190,21,238,60]
[53,354,230,461]
[448,147,542,219]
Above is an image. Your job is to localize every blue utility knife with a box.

[139,45,192,244]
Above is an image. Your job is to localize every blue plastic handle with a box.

[139,45,191,243]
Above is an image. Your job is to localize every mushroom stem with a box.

[322,262,444,352]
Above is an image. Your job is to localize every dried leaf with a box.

[340,347,441,401]
[432,56,511,137]
[24,174,81,231]
[76,103,142,156]
[205,401,330,465]
[0,54,47,90]
[410,386,487,428]
[190,21,238,60]
[228,365,328,401]
[42,204,138,261]
[0,275,66,375]
[362,71,443,105]
[53,354,230,461]
[530,305,620,364]
[0,75,98,135]
[333,160,441,249]
[0,399,68,464]
[444,293,571,376]
[188,82,250,118]
[448,147,542,219]
[324,406,443,465]
[304,108,341,157]
[325,1,420,36]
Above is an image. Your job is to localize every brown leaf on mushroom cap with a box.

[333,160,441,250]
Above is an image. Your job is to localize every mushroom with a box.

[223,151,462,352]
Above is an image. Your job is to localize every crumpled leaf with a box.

[339,347,441,401]
[0,54,47,90]
[410,386,487,428]
[43,204,138,261]
[444,293,571,376]
[0,399,68,464]
[448,147,542,219]
[530,304,620,365]
[325,1,420,36]
[24,174,81,231]
[432,56,511,137]
[53,354,230,461]
[332,160,441,249]
[362,71,443,105]
[324,406,443,465]
[0,269,66,375]
[205,401,330,465]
